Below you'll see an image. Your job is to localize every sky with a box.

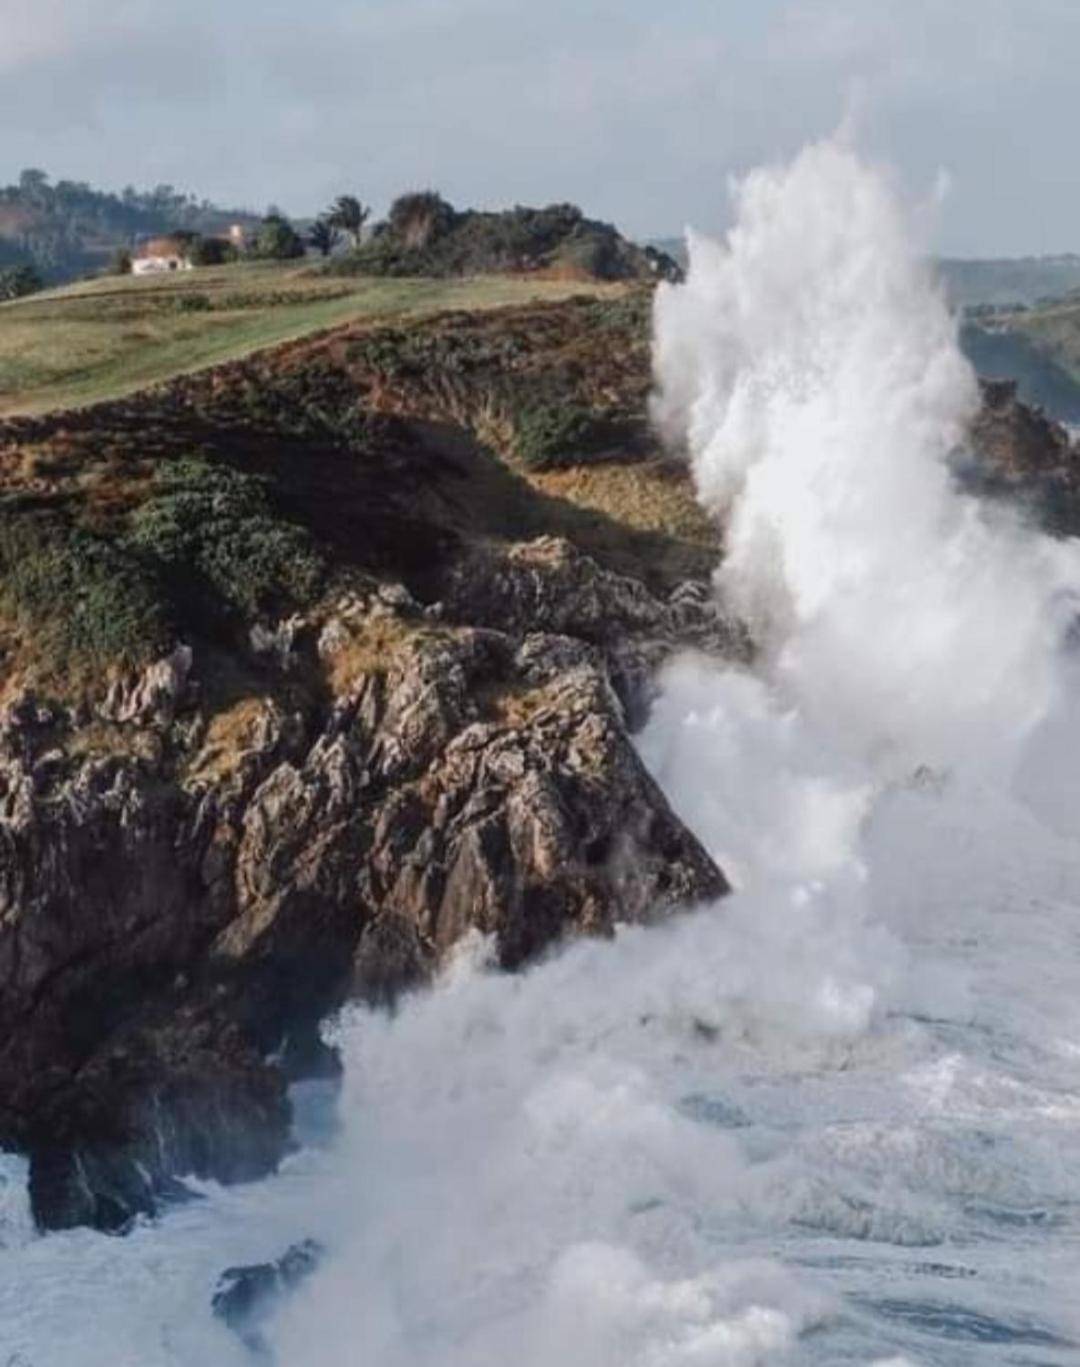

[0,0,1077,257]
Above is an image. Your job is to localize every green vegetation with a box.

[324,196,371,249]
[128,458,325,620]
[328,198,680,283]
[0,454,328,683]
[510,394,596,470]
[0,512,171,673]
[0,288,719,694]
[0,261,612,415]
[308,220,340,258]
[252,215,306,261]
[0,167,257,283]
[188,235,239,268]
[344,290,654,470]
[0,265,44,300]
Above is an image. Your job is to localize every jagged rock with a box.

[0,584,728,1231]
[442,536,748,723]
[969,378,1080,532]
[443,535,740,652]
[213,1239,324,1358]
[99,645,194,726]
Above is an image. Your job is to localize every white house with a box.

[132,236,194,276]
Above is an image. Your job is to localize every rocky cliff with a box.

[0,297,737,1230]
[0,296,1071,1233]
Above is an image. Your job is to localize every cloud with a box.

[0,0,1077,253]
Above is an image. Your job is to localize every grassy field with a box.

[0,260,613,416]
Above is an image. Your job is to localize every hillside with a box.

[0,169,257,283]
[0,260,617,415]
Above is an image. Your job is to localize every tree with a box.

[325,195,370,249]
[252,214,305,261]
[308,219,340,257]
[187,234,237,267]
[18,168,50,204]
[387,191,456,249]
[0,264,44,300]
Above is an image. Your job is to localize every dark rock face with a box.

[213,1239,323,1358]
[968,378,1080,533]
[0,552,731,1231]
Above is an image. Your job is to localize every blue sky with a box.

[1,0,1077,255]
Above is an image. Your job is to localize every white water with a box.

[3,139,1080,1366]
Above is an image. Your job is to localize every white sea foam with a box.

[2,139,1080,1366]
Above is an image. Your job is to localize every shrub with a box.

[251,215,305,261]
[108,247,133,276]
[0,512,171,671]
[126,457,325,619]
[174,293,213,313]
[552,231,618,279]
[509,395,596,471]
[323,200,658,282]
[387,191,457,248]
[0,264,44,301]
[308,219,340,258]
[187,235,238,268]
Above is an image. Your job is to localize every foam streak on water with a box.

[3,140,1080,1366]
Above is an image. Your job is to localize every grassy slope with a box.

[0,260,613,416]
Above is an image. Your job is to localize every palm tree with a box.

[325,195,370,249]
[308,219,340,257]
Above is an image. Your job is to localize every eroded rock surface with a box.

[969,378,1080,531]
[0,562,730,1230]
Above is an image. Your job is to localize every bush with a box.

[552,231,618,279]
[0,264,44,300]
[108,247,133,277]
[251,215,305,261]
[174,293,213,313]
[0,512,171,671]
[127,457,325,619]
[323,201,657,282]
[187,235,238,268]
[509,395,596,471]
[387,191,457,248]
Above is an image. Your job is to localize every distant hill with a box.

[0,169,260,283]
[652,237,1080,312]
[936,256,1080,309]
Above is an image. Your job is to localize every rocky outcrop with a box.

[213,1239,324,1358]
[0,565,730,1231]
[968,378,1080,533]
[441,536,749,725]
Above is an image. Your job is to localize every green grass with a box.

[0,260,612,416]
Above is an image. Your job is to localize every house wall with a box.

[132,256,192,276]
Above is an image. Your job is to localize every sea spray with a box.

[260,140,1080,1363]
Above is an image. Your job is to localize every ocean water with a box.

[2,139,1080,1366]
